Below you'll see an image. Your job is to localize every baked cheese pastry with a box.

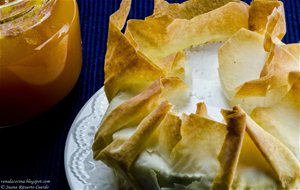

[93,0,300,189]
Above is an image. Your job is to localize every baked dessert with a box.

[92,0,300,189]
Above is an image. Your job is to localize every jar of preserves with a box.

[0,0,82,126]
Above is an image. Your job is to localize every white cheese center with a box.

[173,42,229,122]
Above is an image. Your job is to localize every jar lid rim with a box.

[0,0,56,37]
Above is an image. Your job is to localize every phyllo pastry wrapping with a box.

[93,0,300,189]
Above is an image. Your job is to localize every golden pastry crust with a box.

[152,0,239,19]
[249,0,285,37]
[93,77,187,155]
[212,107,246,190]
[93,0,300,189]
[125,2,249,62]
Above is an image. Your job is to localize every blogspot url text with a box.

[0,179,50,190]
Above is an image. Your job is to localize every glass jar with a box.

[0,0,82,126]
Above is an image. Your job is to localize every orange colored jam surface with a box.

[0,0,15,5]
[0,0,82,126]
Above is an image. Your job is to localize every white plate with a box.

[64,87,118,190]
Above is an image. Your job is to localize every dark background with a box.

[0,0,299,189]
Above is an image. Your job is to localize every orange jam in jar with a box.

[0,0,82,126]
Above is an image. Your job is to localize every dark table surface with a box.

[0,0,299,189]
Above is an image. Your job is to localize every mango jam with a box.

[0,0,82,126]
